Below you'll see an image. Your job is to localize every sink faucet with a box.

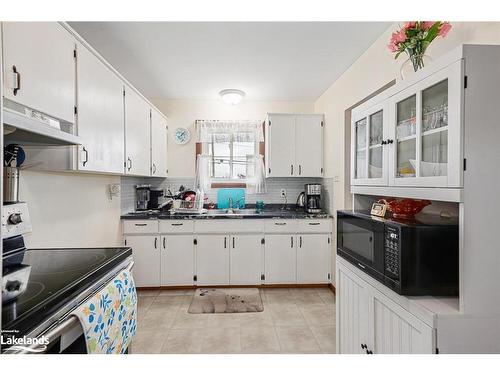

[227,197,234,214]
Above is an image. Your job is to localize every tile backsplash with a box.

[121,176,333,214]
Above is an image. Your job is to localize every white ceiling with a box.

[69,22,390,101]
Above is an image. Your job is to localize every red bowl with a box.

[378,198,431,219]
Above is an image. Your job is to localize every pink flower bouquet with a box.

[388,22,452,71]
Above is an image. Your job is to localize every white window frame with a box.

[202,132,259,183]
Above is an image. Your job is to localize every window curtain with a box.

[194,120,266,194]
[245,154,267,194]
[194,154,211,192]
[196,120,264,143]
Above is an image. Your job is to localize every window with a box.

[203,132,259,181]
[195,120,265,189]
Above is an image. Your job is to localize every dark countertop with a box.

[121,206,333,220]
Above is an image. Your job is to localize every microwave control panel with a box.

[384,226,400,278]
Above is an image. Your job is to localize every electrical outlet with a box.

[280,189,287,197]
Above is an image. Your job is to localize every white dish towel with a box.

[72,268,137,354]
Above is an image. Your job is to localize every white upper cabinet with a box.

[351,102,389,186]
[124,86,151,176]
[150,109,168,177]
[389,60,463,188]
[265,113,324,177]
[351,58,464,189]
[265,114,296,177]
[76,42,125,174]
[295,114,324,177]
[2,22,76,123]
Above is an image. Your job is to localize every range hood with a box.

[3,99,81,146]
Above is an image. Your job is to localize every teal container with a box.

[217,188,246,209]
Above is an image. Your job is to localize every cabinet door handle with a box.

[12,65,21,95]
[274,222,286,226]
[299,236,302,248]
[381,140,387,145]
[154,237,158,249]
[171,223,184,226]
[291,236,294,248]
[299,165,302,175]
[224,237,227,248]
[134,223,147,227]
[361,344,367,349]
[163,237,166,249]
[291,164,294,175]
[367,350,373,354]
[308,222,320,226]
[127,157,132,171]
[232,237,235,249]
[82,147,89,166]
[387,139,394,144]
[152,163,156,175]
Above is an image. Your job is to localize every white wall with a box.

[19,170,122,248]
[150,98,314,178]
[314,22,500,215]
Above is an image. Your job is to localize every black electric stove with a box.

[2,244,132,341]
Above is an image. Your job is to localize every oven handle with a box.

[5,260,135,354]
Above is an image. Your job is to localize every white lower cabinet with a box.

[229,234,263,285]
[297,234,331,283]
[161,235,194,286]
[124,219,332,287]
[264,234,296,284]
[125,235,161,287]
[195,234,230,285]
[337,264,371,354]
[337,259,435,354]
[370,288,434,354]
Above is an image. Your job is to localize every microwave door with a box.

[337,216,385,281]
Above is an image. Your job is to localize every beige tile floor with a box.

[131,287,336,354]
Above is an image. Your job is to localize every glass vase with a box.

[400,54,432,80]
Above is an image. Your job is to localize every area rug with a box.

[188,288,264,314]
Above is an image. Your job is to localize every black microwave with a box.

[337,210,459,296]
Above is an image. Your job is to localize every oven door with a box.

[337,212,385,282]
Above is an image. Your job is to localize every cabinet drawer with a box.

[195,219,264,233]
[123,220,159,234]
[264,219,298,233]
[297,219,332,233]
[159,220,194,233]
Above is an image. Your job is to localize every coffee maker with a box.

[136,185,164,211]
[304,183,322,213]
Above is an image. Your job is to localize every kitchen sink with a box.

[204,208,260,216]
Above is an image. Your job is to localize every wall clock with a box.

[173,127,191,145]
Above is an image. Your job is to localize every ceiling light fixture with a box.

[219,89,245,105]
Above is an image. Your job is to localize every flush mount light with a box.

[219,89,245,105]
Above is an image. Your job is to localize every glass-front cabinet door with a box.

[389,59,463,187]
[351,103,388,186]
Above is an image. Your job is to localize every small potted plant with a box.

[388,21,452,78]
